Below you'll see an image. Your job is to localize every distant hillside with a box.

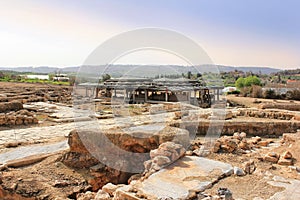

[216,65,281,74]
[274,68,300,75]
[0,65,281,76]
[0,66,79,74]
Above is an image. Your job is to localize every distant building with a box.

[287,79,300,87]
[222,87,237,93]
[53,74,69,82]
[23,74,49,80]
[77,77,224,108]
[264,80,299,95]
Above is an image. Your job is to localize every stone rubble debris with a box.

[143,142,186,178]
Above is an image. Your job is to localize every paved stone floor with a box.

[0,140,68,164]
[137,156,233,199]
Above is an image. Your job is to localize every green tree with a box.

[187,71,192,79]
[244,76,261,87]
[102,74,111,82]
[235,77,245,89]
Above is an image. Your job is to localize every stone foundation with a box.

[0,109,38,126]
[173,120,300,137]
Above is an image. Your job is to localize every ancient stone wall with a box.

[0,101,23,113]
[236,108,296,120]
[0,110,38,126]
[259,102,300,111]
[174,120,300,137]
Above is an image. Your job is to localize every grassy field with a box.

[0,78,71,86]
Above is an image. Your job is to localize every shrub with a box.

[240,87,251,97]
[263,89,277,99]
[251,85,263,98]
[227,90,240,95]
[286,90,300,100]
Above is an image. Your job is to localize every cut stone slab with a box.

[268,176,300,199]
[0,140,68,164]
[136,156,233,199]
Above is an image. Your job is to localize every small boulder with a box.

[217,188,233,200]
[282,151,293,159]
[102,183,119,196]
[257,140,269,147]
[278,158,293,166]
[264,152,280,163]
[225,111,233,120]
[240,132,247,139]
[77,191,96,200]
[234,167,246,176]
[94,190,111,200]
[153,156,171,166]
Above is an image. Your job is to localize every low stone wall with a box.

[173,120,300,137]
[0,110,38,126]
[259,102,300,111]
[0,101,23,113]
[236,108,296,120]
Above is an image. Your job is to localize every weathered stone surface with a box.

[136,156,233,199]
[176,120,300,137]
[62,126,189,170]
[102,183,124,196]
[77,191,96,200]
[5,153,55,168]
[268,177,300,199]
[113,190,140,200]
[95,190,111,200]
[0,141,68,165]
[144,142,186,176]
[60,126,189,191]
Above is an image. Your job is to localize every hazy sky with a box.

[1,0,299,69]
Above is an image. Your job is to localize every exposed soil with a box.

[226,95,300,109]
[1,154,90,200]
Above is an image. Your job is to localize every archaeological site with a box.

[0,80,299,200]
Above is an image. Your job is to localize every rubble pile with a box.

[143,141,186,177]
[264,151,295,166]
[209,132,271,154]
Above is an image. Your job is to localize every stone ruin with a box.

[0,101,38,126]
[60,125,190,191]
